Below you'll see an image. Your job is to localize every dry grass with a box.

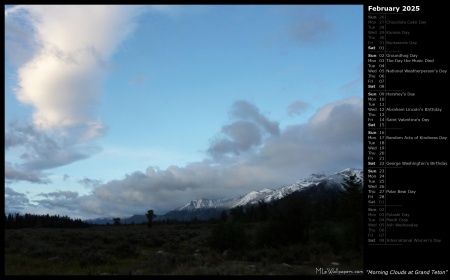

[5,222,362,275]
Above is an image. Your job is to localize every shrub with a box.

[254,221,285,248]
[207,221,248,252]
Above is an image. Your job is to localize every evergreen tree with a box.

[339,174,363,251]
[220,210,228,222]
[145,210,156,228]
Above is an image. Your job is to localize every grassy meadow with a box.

[5,221,362,275]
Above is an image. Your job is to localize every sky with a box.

[4,4,363,220]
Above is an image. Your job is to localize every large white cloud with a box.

[5,5,148,180]
[6,5,145,140]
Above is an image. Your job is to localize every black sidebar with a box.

[364,2,448,277]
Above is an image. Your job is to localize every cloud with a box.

[5,162,49,184]
[23,97,362,219]
[35,197,79,211]
[5,187,31,212]
[307,97,363,143]
[287,101,310,116]
[5,5,148,183]
[4,6,363,220]
[208,100,280,161]
[39,190,79,200]
[260,97,363,172]
[277,5,334,45]
[78,177,102,189]
[5,121,100,174]
[230,101,280,136]
[4,7,38,66]
[5,5,145,140]
[208,121,263,158]
[290,18,333,44]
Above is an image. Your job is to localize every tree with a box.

[257,200,268,221]
[113,217,121,226]
[145,210,156,228]
[340,174,363,218]
[229,206,244,221]
[220,210,228,222]
[339,174,363,251]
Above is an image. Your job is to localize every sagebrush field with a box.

[5,221,362,275]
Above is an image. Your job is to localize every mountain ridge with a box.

[173,167,362,212]
[85,167,363,224]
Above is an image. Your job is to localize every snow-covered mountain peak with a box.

[87,168,364,224]
[176,198,220,211]
[174,168,363,213]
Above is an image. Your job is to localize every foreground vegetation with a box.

[5,175,363,275]
[5,223,361,275]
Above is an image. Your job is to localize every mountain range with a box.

[85,167,363,224]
